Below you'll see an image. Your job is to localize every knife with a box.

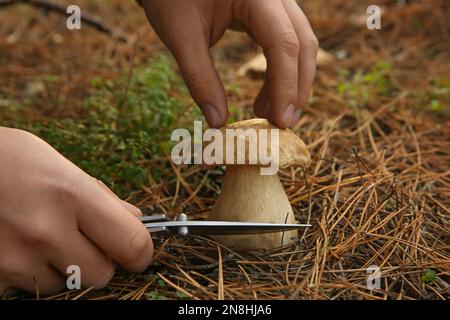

[139,213,311,236]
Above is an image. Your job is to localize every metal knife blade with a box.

[142,220,311,236]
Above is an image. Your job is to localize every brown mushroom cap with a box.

[204,118,311,169]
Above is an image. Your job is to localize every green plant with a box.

[421,269,436,285]
[406,77,450,118]
[338,60,394,111]
[146,291,168,300]
[427,78,450,116]
[175,290,190,299]
[0,53,201,197]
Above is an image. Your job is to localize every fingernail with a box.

[291,108,302,127]
[282,104,295,128]
[201,104,222,128]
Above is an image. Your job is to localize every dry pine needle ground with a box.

[0,0,448,300]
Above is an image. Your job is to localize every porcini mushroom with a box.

[207,119,310,250]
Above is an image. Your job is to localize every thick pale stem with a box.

[208,165,297,250]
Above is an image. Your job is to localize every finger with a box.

[171,36,228,128]
[10,264,65,296]
[0,250,65,296]
[142,2,228,128]
[119,200,142,217]
[73,174,153,272]
[46,229,116,290]
[95,179,142,217]
[235,0,299,128]
[253,79,270,118]
[282,0,319,125]
[0,232,66,296]
[146,5,228,129]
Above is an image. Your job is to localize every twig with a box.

[0,0,130,43]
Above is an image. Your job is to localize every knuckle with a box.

[302,36,319,52]
[90,263,115,289]
[56,172,85,202]
[122,229,153,271]
[276,32,300,56]
[23,221,55,247]
[282,77,299,89]
[184,71,209,92]
[267,75,297,90]
[48,171,88,215]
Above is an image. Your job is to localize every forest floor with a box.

[0,0,449,299]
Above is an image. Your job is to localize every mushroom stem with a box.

[208,165,297,250]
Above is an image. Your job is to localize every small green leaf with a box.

[430,99,442,111]
[421,269,436,284]
[338,83,347,94]
[158,279,166,288]
[146,291,167,300]
[176,290,190,299]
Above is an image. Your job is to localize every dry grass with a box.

[42,103,448,300]
[1,0,449,300]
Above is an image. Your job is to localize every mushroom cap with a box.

[204,118,311,169]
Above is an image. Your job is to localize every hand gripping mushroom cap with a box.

[207,118,310,250]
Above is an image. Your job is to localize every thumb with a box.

[171,38,228,128]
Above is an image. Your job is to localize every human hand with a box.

[140,0,318,129]
[0,127,153,296]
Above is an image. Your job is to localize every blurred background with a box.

[0,0,449,300]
